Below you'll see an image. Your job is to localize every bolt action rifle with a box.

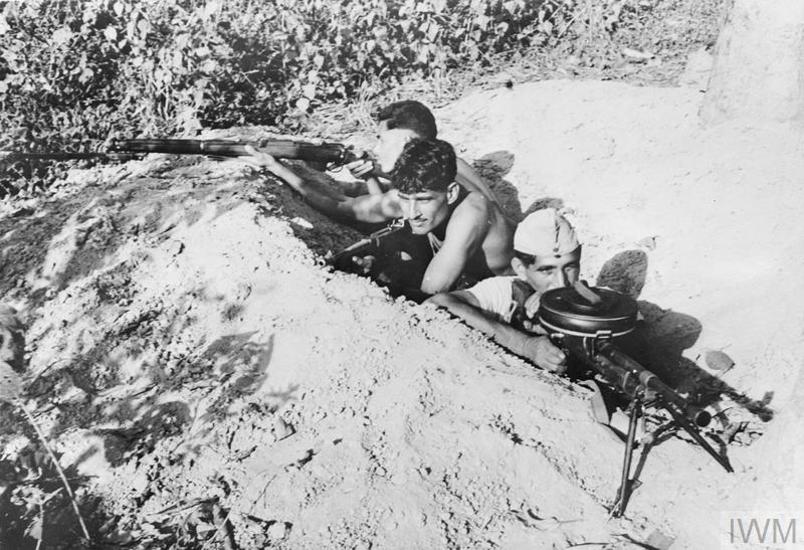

[537,282,733,517]
[0,138,362,167]
[327,218,406,271]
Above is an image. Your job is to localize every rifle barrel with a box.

[0,151,113,162]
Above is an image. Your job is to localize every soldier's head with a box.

[511,209,582,294]
[373,100,438,173]
[392,139,459,235]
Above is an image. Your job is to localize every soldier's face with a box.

[514,248,582,295]
[373,121,417,173]
[397,184,457,234]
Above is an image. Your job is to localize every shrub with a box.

[0,1,572,141]
[1,0,698,195]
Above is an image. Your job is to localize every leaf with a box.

[50,26,73,46]
[104,27,117,41]
[78,66,94,84]
[137,18,150,37]
[202,1,221,20]
[301,83,315,98]
[295,97,310,112]
[195,520,216,533]
[24,516,43,541]
[0,361,21,403]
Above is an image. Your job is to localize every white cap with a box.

[514,208,580,256]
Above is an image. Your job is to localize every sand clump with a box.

[0,79,800,548]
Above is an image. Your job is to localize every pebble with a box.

[266,521,288,541]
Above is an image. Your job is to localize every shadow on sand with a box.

[471,151,522,221]
[596,249,774,422]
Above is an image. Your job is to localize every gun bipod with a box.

[611,392,643,518]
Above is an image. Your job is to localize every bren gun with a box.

[537,282,733,517]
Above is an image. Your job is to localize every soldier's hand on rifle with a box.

[520,335,567,374]
[344,157,376,179]
[350,255,376,275]
[242,145,282,173]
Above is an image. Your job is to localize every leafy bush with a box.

[0,0,703,195]
[0,1,575,142]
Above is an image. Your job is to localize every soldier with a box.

[246,139,513,300]
[344,100,500,204]
[427,208,581,372]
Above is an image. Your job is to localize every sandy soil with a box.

[0,78,801,549]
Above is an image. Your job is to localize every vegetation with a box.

[0,0,725,196]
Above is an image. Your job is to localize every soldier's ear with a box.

[400,128,417,145]
[446,181,460,204]
[511,256,527,279]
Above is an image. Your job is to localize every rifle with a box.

[538,283,733,517]
[1,138,362,167]
[327,219,406,270]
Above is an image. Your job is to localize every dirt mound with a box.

[1,79,800,548]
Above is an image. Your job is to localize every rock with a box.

[622,47,654,61]
[646,529,676,550]
[702,349,735,372]
[266,521,289,542]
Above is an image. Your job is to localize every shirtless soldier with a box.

[244,100,500,227]
[346,100,500,205]
[244,138,513,299]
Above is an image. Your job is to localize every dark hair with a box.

[376,100,438,140]
[513,246,582,267]
[513,250,538,267]
[392,139,456,194]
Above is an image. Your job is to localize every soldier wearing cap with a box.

[427,208,581,373]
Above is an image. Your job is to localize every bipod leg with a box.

[613,399,641,518]
[664,405,734,473]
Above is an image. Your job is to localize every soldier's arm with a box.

[420,197,490,294]
[426,290,567,373]
[243,146,401,223]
